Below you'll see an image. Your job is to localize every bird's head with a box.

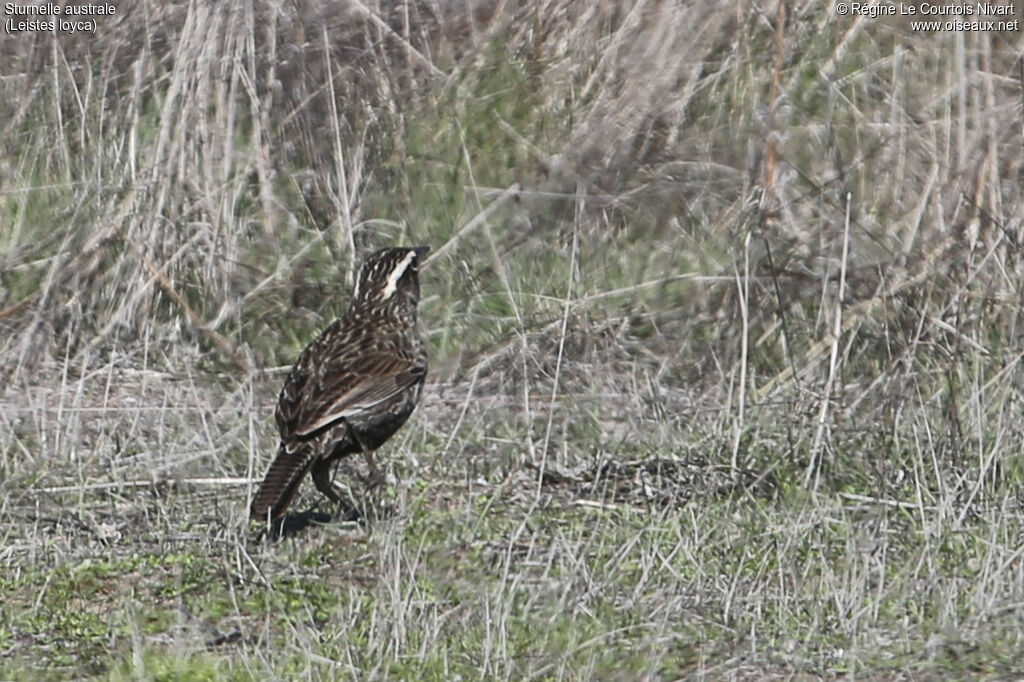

[350,246,429,315]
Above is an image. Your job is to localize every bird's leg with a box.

[311,457,360,520]
[355,447,384,523]
[311,458,343,505]
[362,452,383,489]
[348,427,384,489]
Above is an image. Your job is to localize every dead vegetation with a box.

[2,0,1024,679]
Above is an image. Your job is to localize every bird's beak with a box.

[412,245,430,258]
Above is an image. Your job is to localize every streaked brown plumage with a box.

[250,246,429,522]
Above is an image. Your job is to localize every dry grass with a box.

[2,0,1024,679]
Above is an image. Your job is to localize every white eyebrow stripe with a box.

[381,251,417,299]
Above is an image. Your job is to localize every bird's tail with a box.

[250,443,315,521]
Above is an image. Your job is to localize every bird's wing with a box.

[285,352,427,438]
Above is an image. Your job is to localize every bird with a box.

[250,246,430,522]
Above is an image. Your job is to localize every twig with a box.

[347,0,444,78]
[805,193,852,488]
[731,232,751,470]
[422,183,520,269]
[35,477,254,493]
[537,182,580,497]
[116,228,250,375]
[837,492,935,512]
